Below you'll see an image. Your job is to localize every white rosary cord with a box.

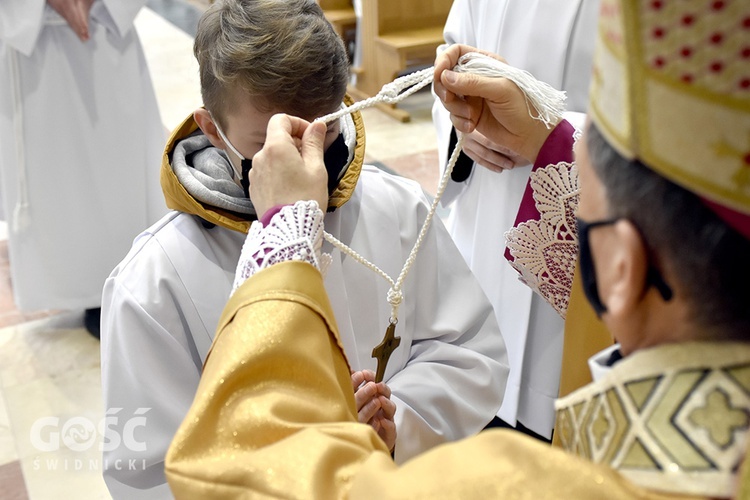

[314,67,434,126]
[314,53,566,323]
[315,66,437,323]
[322,133,466,323]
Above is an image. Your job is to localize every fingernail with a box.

[314,122,326,139]
[458,119,474,134]
[443,70,457,85]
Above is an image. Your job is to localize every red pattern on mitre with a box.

[589,0,750,239]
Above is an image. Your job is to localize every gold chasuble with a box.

[165,262,725,499]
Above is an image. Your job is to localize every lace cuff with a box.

[505,162,579,318]
[504,121,580,318]
[232,201,332,294]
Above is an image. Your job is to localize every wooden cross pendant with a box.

[371,322,401,383]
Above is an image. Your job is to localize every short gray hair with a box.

[587,123,750,339]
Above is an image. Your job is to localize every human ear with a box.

[194,108,226,150]
[601,220,649,317]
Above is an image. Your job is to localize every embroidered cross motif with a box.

[689,388,750,448]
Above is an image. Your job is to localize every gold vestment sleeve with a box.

[165,261,703,500]
[165,261,387,498]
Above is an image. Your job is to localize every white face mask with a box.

[212,117,252,198]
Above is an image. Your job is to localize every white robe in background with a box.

[101,165,508,498]
[432,0,600,438]
[0,0,165,311]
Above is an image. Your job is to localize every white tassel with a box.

[454,52,567,129]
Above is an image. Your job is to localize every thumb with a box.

[300,121,327,166]
[441,70,503,102]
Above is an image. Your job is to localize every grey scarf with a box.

[171,112,357,218]
[171,132,256,216]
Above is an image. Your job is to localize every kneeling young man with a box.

[100,0,508,497]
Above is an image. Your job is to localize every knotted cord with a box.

[314,52,566,324]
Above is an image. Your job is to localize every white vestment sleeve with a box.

[0,0,46,56]
[388,189,509,463]
[101,268,202,499]
[321,168,509,463]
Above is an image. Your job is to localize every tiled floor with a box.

[0,2,441,499]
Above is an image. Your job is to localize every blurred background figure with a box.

[0,0,166,337]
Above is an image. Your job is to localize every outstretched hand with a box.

[434,44,556,165]
[47,0,95,42]
[250,114,328,217]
